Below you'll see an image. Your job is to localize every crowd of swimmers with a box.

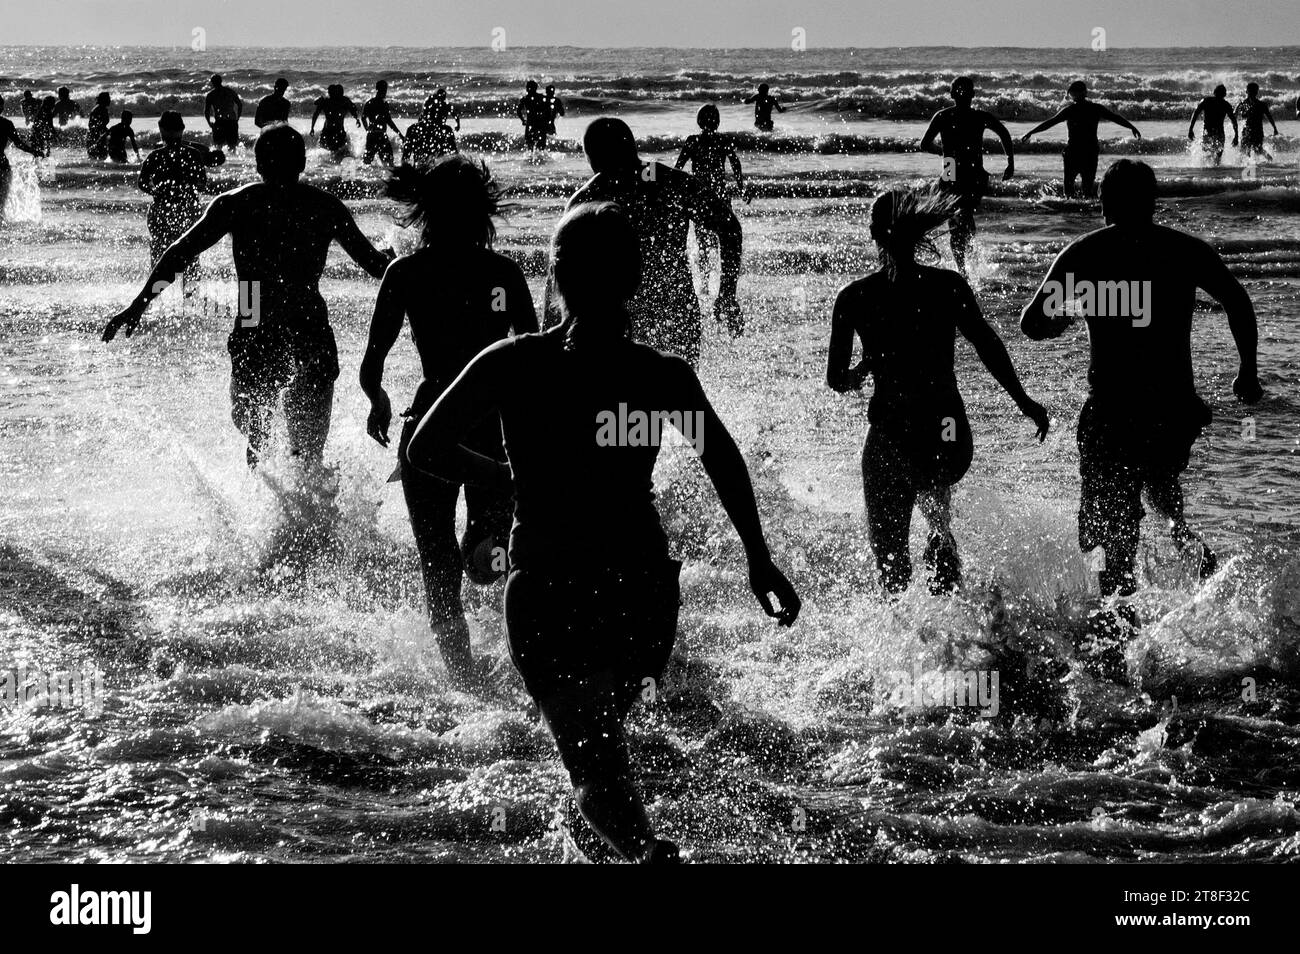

[0,70,1285,862]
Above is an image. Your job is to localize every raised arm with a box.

[667,358,800,625]
[825,285,869,392]
[1020,107,1068,141]
[101,194,235,340]
[1191,238,1262,402]
[955,279,1049,440]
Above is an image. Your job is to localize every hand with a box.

[366,391,392,447]
[749,558,800,627]
[1020,398,1050,442]
[1233,367,1263,404]
[1132,128,1142,139]
[1019,132,1032,144]
[102,299,146,342]
[714,296,744,337]
[1187,131,1195,141]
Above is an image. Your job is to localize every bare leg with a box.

[283,374,333,465]
[917,485,961,594]
[1145,475,1217,580]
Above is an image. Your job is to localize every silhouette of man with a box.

[102,125,392,469]
[361,80,403,166]
[544,118,743,365]
[1021,81,1140,198]
[255,78,291,129]
[745,83,784,132]
[1020,159,1262,679]
[311,84,360,161]
[204,74,244,152]
[1188,85,1238,166]
[919,76,1015,275]
[517,80,549,151]
[87,92,112,159]
[0,97,40,219]
[1236,82,1278,160]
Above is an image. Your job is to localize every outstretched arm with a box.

[358,260,407,447]
[1021,107,1068,141]
[1192,239,1262,402]
[956,280,1049,440]
[667,359,800,625]
[825,286,869,393]
[1100,104,1141,137]
[101,194,235,340]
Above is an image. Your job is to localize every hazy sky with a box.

[5,0,1299,48]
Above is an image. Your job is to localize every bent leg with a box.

[917,484,961,594]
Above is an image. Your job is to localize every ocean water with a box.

[1,47,1299,863]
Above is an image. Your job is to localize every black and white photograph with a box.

[1,0,1297,922]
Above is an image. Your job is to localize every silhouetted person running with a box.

[20,91,37,126]
[87,92,111,160]
[360,157,537,689]
[204,74,243,152]
[402,101,457,166]
[361,80,403,166]
[828,187,1048,596]
[517,80,550,152]
[544,84,565,135]
[407,201,800,863]
[254,78,291,129]
[52,87,83,127]
[106,111,140,163]
[675,104,748,283]
[1188,84,1238,165]
[1020,159,1262,680]
[311,84,360,161]
[0,97,41,219]
[1236,82,1278,160]
[745,83,784,132]
[139,111,225,281]
[545,117,743,365]
[102,125,392,469]
[1021,81,1140,198]
[919,76,1014,275]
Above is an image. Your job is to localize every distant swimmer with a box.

[827,187,1048,596]
[30,97,56,157]
[1020,159,1262,681]
[87,92,112,160]
[406,201,800,862]
[675,104,748,279]
[138,111,225,281]
[919,76,1015,275]
[102,125,392,470]
[402,100,457,166]
[1236,82,1279,161]
[1187,85,1238,166]
[204,74,244,153]
[254,78,291,129]
[0,97,41,220]
[425,88,460,131]
[52,87,84,126]
[20,91,37,126]
[544,84,565,135]
[546,117,745,364]
[744,83,785,132]
[1020,81,1141,199]
[361,80,403,166]
[310,84,360,162]
[106,111,140,163]
[517,80,550,152]
[360,157,537,690]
